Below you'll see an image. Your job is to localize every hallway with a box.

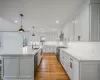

[35,53,70,80]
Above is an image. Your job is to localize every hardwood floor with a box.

[35,53,70,80]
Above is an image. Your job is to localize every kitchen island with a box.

[0,46,43,80]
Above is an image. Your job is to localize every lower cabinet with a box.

[43,45,56,53]
[60,50,100,80]
[72,62,79,80]
[34,49,42,76]
[3,58,19,79]
[2,56,34,80]
[19,58,33,79]
[2,49,42,80]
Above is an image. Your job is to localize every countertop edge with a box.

[0,46,43,56]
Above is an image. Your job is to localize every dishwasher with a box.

[0,65,1,80]
[56,47,67,62]
[34,53,38,76]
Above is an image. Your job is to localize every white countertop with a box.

[0,46,43,56]
[60,42,100,61]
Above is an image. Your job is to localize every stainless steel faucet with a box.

[32,41,36,49]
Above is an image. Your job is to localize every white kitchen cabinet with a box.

[3,57,19,79]
[64,54,69,74]
[72,59,79,80]
[60,50,73,79]
[2,56,34,80]
[74,3,100,41]
[60,49,100,80]
[2,49,42,80]
[33,32,58,41]
[62,2,100,41]
[73,3,100,41]
[19,58,33,79]
[43,45,56,53]
[74,5,90,41]
[60,50,64,66]
[90,4,100,41]
[80,62,100,80]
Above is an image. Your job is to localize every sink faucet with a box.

[32,41,36,49]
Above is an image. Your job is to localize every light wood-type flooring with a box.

[34,53,70,80]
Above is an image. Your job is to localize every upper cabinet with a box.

[62,2,100,42]
[32,32,58,41]
[90,4,100,41]
[74,6,90,41]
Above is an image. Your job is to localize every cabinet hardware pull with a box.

[70,62,72,68]
[70,58,73,61]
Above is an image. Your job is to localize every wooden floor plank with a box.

[35,53,70,80]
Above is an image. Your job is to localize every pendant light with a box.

[19,14,25,32]
[32,26,35,36]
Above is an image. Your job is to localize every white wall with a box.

[62,5,90,42]
[62,22,74,41]
[1,32,23,54]
[0,17,18,31]
[0,17,27,53]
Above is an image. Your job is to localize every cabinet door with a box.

[19,57,33,79]
[72,63,79,80]
[60,52,65,67]
[64,53,70,73]
[67,60,73,79]
[3,57,19,79]
[74,6,89,41]
[60,50,63,64]
[90,4,100,41]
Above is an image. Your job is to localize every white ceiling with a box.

[0,0,89,32]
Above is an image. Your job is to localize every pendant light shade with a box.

[19,27,24,32]
[19,14,25,32]
[32,33,35,36]
[32,26,35,36]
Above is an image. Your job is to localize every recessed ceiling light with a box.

[53,29,55,31]
[40,29,42,31]
[28,29,30,31]
[56,21,59,24]
[15,20,18,23]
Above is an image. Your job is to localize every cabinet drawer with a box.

[64,53,70,60]
[70,57,79,67]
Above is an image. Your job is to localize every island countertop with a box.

[0,46,43,56]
